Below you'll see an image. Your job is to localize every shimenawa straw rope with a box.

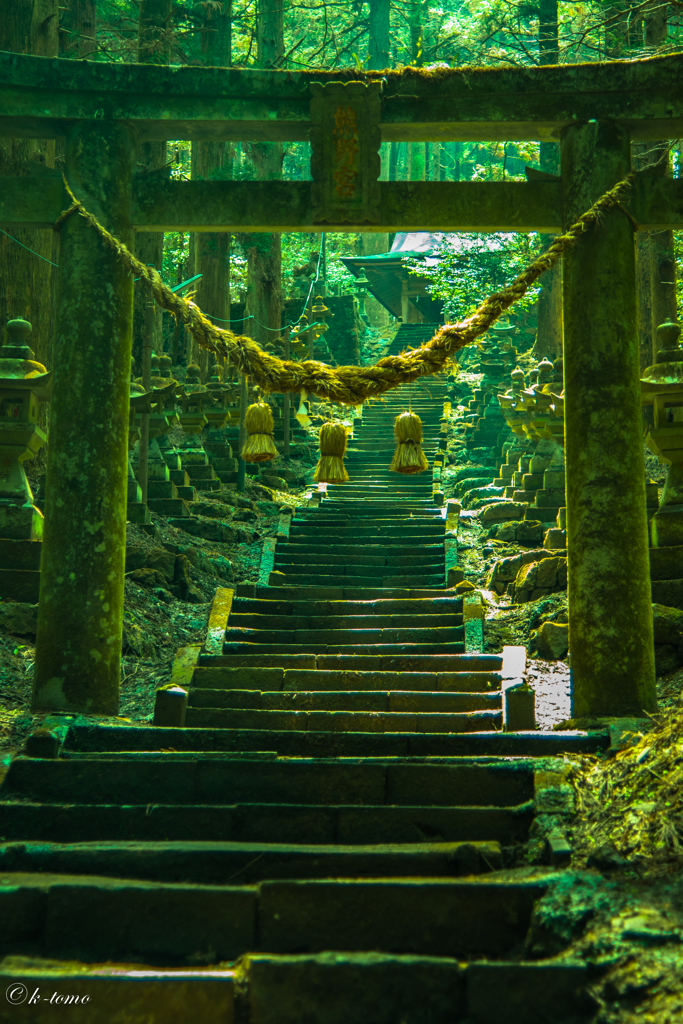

[55,172,635,406]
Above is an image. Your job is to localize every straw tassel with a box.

[241,401,278,463]
[390,411,429,474]
[314,422,349,484]
[295,389,312,428]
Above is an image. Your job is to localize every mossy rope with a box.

[54,172,635,406]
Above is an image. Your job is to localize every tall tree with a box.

[191,2,233,374]
[408,3,426,182]
[368,0,390,68]
[534,0,562,359]
[0,0,59,369]
[133,0,171,371]
[644,2,677,351]
[59,0,95,58]
[237,0,284,348]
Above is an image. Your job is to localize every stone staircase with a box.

[0,378,608,1022]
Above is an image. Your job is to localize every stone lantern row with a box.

[0,320,51,604]
[455,321,681,619]
[0,326,245,600]
[640,321,683,607]
[126,354,241,529]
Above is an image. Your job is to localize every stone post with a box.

[561,121,656,718]
[33,121,136,715]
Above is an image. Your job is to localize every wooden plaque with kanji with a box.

[310,80,382,225]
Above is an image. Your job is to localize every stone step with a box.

[221,641,465,656]
[188,689,501,714]
[268,574,446,590]
[185,706,501,733]
[147,479,177,500]
[202,653,501,672]
[228,613,462,630]
[233,953,592,1024]
[273,564,444,580]
[295,511,442,521]
[225,626,465,646]
[0,802,534,846]
[274,546,444,561]
[290,521,444,532]
[60,722,610,760]
[231,597,462,616]
[297,507,440,516]
[0,839,503,884]
[275,552,443,567]
[282,540,444,553]
[192,667,500,693]
[289,521,443,533]
[146,497,191,517]
[1,756,532,808]
[236,586,459,600]
[0,873,545,962]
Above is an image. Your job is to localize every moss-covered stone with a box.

[32,121,136,716]
[562,121,656,717]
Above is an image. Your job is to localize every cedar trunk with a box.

[0,0,58,369]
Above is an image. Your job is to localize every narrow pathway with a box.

[0,370,609,1022]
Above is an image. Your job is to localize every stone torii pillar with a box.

[32,121,136,715]
[561,121,656,719]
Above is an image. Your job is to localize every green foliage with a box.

[406,232,544,323]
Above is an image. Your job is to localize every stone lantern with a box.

[641,322,683,548]
[310,294,333,360]
[354,269,371,325]
[0,319,52,601]
[289,316,309,361]
[489,320,517,369]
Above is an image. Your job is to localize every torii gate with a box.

[2,50,682,722]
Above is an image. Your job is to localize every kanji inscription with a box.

[310,81,381,225]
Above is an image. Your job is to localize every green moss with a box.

[562,121,656,719]
[32,121,136,716]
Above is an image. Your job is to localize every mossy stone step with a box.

[222,640,465,656]
[0,873,546,962]
[275,552,444,567]
[243,954,591,1024]
[231,597,462,616]
[2,756,533,807]
[193,668,500,693]
[0,801,533,847]
[60,722,610,760]
[267,575,446,590]
[186,707,501,733]
[273,564,443,579]
[228,613,462,630]
[204,653,500,671]
[188,688,500,714]
[0,839,503,884]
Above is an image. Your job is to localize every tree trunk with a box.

[257,0,283,68]
[636,232,654,369]
[533,1,562,359]
[368,0,390,69]
[538,0,558,62]
[410,0,423,64]
[192,143,233,372]
[644,5,676,350]
[132,0,171,372]
[388,142,398,181]
[192,1,233,375]
[0,0,58,370]
[237,0,283,347]
[59,0,95,58]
